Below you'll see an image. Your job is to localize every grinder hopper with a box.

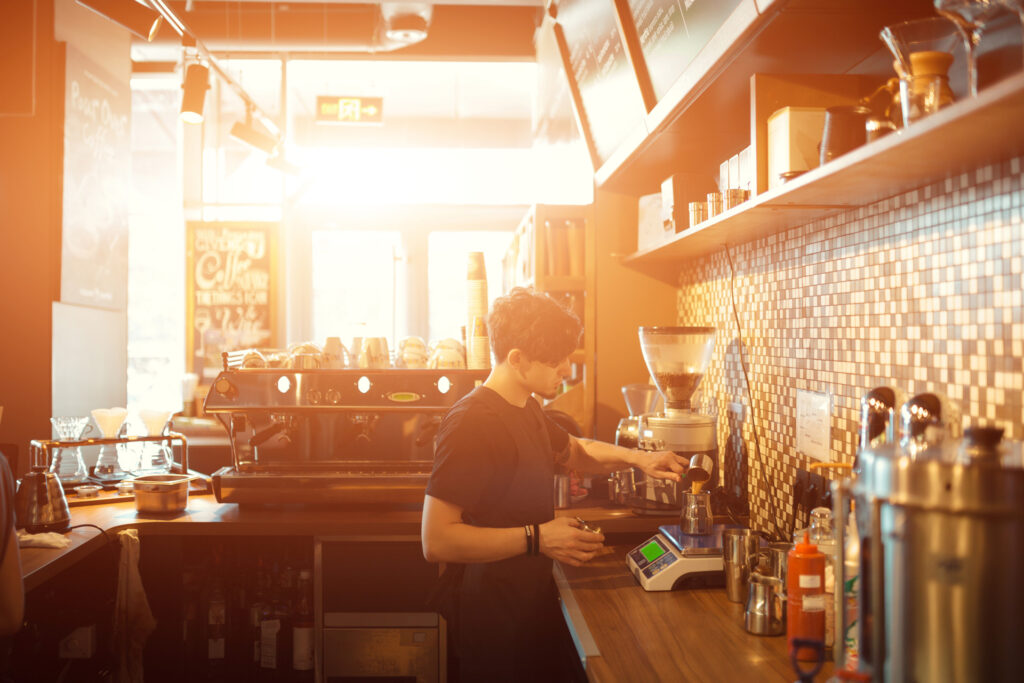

[638,327,715,414]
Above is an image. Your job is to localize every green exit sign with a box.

[316,96,384,124]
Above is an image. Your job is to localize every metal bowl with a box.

[132,474,191,513]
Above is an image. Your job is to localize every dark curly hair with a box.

[487,287,582,365]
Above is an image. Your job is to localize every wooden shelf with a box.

[594,0,931,196]
[623,71,1024,283]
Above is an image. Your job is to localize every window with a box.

[427,231,512,344]
[311,230,403,350]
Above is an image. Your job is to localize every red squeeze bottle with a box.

[788,532,827,662]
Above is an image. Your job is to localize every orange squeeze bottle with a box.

[787,532,826,662]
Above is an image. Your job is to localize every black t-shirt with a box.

[427,386,569,526]
[425,386,571,682]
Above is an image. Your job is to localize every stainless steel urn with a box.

[850,431,1024,682]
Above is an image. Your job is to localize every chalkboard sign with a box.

[60,45,130,309]
[534,17,579,146]
[186,222,277,383]
[626,0,744,103]
[556,0,647,166]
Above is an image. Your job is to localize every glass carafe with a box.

[880,17,963,125]
[90,407,129,481]
[136,409,174,475]
[49,416,92,486]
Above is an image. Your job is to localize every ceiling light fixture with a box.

[76,0,163,42]
[179,63,209,124]
[381,3,433,46]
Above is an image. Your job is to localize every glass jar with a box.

[900,50,955,124]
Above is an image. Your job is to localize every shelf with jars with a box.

[623,69,1024,283]
[503,204,595,436]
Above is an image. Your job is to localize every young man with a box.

[422,287,687,682]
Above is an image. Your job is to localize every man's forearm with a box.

[423,521,529,564]
[567,437,640,474]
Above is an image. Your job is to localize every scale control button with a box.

[325,388,341,405]
[306,389,323,405]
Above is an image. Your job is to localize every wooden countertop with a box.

[21,497,813,680]
[20,495,675,591]
[555,545,835,682]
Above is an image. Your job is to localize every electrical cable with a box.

[68,523,114,546]
[722,243,785,542]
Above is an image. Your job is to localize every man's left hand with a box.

[635,450,687,482]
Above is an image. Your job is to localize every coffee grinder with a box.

[611,327,718,514]
[625,326,733,591]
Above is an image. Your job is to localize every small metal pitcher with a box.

[744,573,786,636]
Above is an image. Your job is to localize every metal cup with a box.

[723,528,759,602]
[820,104,871,165]
[765,541,793,586]
[686,453,714,484]
[680,491,713,535]
[744,573,786,636]
[554,474,571,509]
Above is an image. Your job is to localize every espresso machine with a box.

[203,352,486,505]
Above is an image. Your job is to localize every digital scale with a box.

[627,524,729,591]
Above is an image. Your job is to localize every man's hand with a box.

[538,517,606,567]
[634,450,687,482]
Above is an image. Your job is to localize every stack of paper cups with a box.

[468,315,491,369]
[467,252,488,367]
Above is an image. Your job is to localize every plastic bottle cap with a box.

[795,531,818,554]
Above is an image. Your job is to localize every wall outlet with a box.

[59,624,97,659]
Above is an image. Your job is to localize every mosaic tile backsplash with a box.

[676,155,1024,537]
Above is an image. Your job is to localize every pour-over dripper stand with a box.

[135,409,174,475]
[638,327,716,416]
[49,416,92,486]
[90,407,129,481]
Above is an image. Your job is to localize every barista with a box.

[422,287,686,682]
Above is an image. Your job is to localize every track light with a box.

[76,0,163,42]
[230,116,280,155]
[179,63,209,124]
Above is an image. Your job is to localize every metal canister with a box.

[850,435,1024,682]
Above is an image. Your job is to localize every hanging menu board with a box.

[556,0,647,166]
[186,222,277,383]
[60,46,131,309]
[626,0,744,103]
[534,17,579,146]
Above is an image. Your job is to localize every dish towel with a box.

[17,530,72,548]
[112,529,156,683]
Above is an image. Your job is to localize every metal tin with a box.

[133,474,190,514]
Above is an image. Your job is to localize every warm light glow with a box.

[291,146,591,207]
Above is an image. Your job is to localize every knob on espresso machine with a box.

[214,376,237,399]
